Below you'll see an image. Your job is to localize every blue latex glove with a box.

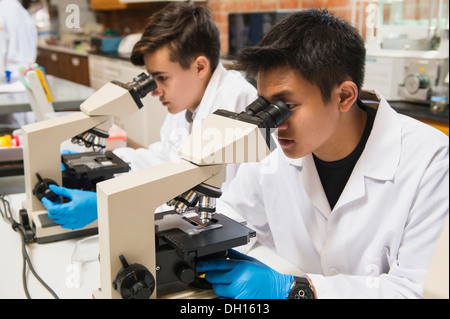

[41,184,97,230]
[197,249,293,299]
[60,149,78,171]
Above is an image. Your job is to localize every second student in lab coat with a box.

[41,2,257,230]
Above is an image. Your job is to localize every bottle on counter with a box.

[430,86,449,113]
[0,134,22,148]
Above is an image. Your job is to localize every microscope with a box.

[20,73,157,243]
[93,97,291,299]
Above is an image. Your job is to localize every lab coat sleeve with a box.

[308,151,449,299]
[217,162,275,252]
[112,113,186,171]
[112,144,166,172]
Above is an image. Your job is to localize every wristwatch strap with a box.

[287,276,316,299]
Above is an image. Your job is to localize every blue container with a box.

[91,36,123,53]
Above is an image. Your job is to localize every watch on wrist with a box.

[287,276,316,299]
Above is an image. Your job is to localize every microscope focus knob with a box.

[113,255,155,299]
[33,173,59,202]
[178,265,196,284]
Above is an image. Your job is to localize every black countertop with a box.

[389,101,449,123]
[88,50,131,62]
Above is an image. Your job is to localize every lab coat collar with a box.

[284,90,401,216]
[333,90,401,212]
[301,153,333,217]
[285,90,400,181]
[356,90,401,182]
[191,63,227,122]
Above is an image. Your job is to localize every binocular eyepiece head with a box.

[245,96,291,129]
[130,73,157,99]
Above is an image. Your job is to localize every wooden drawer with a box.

[37,49,90,86]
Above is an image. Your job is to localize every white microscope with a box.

[21,70,291,297]
[92,96,291,299]
[20,73,157,243]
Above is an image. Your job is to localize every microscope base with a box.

[27,208,98,244]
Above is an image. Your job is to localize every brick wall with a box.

[94,1,448,55]
[207,0,449,54]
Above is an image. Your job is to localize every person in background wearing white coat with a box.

[197,9,449,299]
[0,0,37,127]
[41,2,257,230]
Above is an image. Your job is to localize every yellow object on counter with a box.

[0,134,22,147]
[0,135,12,147]
[35,67,53,102]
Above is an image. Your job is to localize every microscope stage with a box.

[156,211,255,259]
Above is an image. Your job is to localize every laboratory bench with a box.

[0,192,302,299]
[88,50,131,62]
[0,76,96,178]
[0,75,95,115]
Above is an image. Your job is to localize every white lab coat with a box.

[0,0,37,77]
[217,90,449,298]
[113,63,258,190]
[0,0,37,127]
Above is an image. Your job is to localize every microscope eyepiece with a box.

[242,97,290,128]
[212,97,291,151]
[255,100,291,128]
[245,96,270,116]
[110,72,158,109]
[131,73,157,99]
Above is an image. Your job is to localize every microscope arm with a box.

[22,112,111,213]
[95,160,224,299]
[93,97,291,299]
[22,72,156,219]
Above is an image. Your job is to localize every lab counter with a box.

[88,50,131,62]
[0,193,303,299]
[37,43,88,57]
[0,75,95,115]
[390,101,449,123]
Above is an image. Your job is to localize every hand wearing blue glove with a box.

[41,184,98,230]
[60,149,78,171]
[196,249,293,299]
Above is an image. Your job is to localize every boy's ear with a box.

[337,81,358,112]
[193,55,210,78]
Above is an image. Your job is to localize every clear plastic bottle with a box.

[430,86,449,113]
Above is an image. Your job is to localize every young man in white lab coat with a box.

[41,2,257,230]
[0,0,37,127]
[197,9,449,299]
[0,0,36,80]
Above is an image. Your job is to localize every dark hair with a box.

[130,2,220,70]
[236,9,366,103]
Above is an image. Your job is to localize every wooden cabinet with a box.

[90,0,127,10]
[90,0,205,10]
[36,48,90,87]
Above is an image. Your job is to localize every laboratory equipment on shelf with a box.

[358,0,449,104]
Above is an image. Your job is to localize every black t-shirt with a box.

[313,101,376,210]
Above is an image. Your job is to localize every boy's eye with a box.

[157,76,167,82]
[286,104,297,109]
